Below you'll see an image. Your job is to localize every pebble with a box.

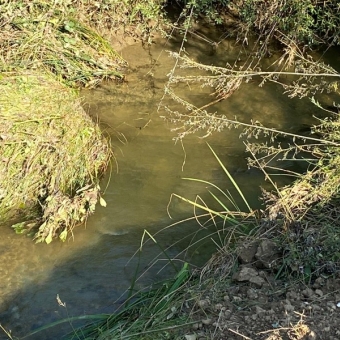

[255,306,266,314]
[233,296,242,302]
[198,299,210,308]
[214,303,223,311]
[185,334,197,340]
[284,304,294,312]
[313,277,325,288]
[326,301,336,309]
[224,310,231,319]
[302,288,314,298]
[249,275,265,288]
[307,330,317,340]
[202,318,213,325]
[247,288,258,299]
[286,290,299,300]
[314,289,323,297]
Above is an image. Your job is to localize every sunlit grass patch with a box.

[0,72,111,243]
[0,1,128,87]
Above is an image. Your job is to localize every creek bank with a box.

[185,245,340,340]
[0,73,111,243]
[0,0,175,242]
[0,0,135,242]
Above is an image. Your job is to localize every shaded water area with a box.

[0,29,331,339]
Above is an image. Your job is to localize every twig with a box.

[228,328,252,339]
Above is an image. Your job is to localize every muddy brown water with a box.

[0,31,331,339]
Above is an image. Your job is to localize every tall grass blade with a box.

[172,193,239,225]
[153,263,190,313]
[182,177,241,211]
[141,229,179,272]
[207,143,252,212]
[207,190,234,214]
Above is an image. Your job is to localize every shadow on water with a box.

[0,28,334,339]
[0,222,212,339]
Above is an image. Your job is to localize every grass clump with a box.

[239,0,340,47]
[0,73,111,243]
[70,263,192,340]
[26,263,194,339]
[0,0,128,87]
[261,112,340,279]
[173,0,340,50]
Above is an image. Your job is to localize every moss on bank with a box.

[0,73,111,243]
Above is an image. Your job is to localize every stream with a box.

[0,28,332,339]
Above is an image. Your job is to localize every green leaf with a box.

[11,222,26,234]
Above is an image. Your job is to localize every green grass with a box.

[23,263,193,340]
[0,1,128,87]
[0,0,168,88]
[0,72,111,243]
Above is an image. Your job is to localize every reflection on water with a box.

[0,30,325,339]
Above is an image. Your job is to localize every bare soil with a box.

[183,244,340,340]
[188,275,340,340]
